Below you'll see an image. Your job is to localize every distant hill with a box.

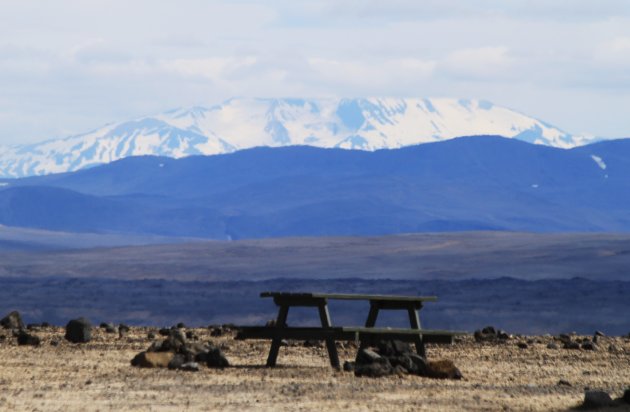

[0,135,629,238]
[0,97,591,178]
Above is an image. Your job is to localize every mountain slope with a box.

[0,136,628,238]
[0,98,589,178]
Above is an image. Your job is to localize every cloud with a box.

[441,47,514,80]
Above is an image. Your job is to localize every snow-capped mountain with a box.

[0,97,591,178]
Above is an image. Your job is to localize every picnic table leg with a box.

[266,305,289,367]
[358,302,381,351]
[407,306,426,358]
[317,303,340,369]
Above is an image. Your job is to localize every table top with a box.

[260,291,438,302]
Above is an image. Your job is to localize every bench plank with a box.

[236,326,465,344]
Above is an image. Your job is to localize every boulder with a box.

[517,342,528,349]
[206,348,230,368]
[167,354,186,370]
[583,390,613,409]
[581,341,597,351]
[65,318,92,343]
[354,357,392,377]
[17,330,41,346]
[180,362,200,372]
[131,351,175,368]
[1,311,24,330]
[563,341,580,350]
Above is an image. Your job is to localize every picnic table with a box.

[236,292,463,369]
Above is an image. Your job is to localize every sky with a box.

[1,0,630,145]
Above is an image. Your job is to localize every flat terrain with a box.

[0,327,629,411]
[2,232,630,281]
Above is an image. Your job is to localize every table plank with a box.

[260,291,438,302]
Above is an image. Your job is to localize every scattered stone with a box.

[101,323,116,334]
[583,390,613,409]
[517,342,528,349]
[558,334,571,344]
[581,342,597,351]
[343,361,355,372]
[65,318,92,343]
[206,348,230,368]
[280,339,289,347]
[547,342,559,350]
[557,379,572,387]
[563,341,580,350]
[497,331,510,340]
[147,332,156,340]
[1,311,24,330]
[17,330,41,346]
[158,328,171,336]
[526,338,534,345]
[474,326,510,342]
[131,351,175,368]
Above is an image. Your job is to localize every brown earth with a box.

[1,327,629,411]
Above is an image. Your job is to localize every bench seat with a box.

[235,326,465,344]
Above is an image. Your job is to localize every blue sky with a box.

[1,0,629,145]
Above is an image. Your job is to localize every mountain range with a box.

[0,135,628,239]
[0,97,591,178]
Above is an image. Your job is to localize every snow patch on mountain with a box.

[0,97,592,178]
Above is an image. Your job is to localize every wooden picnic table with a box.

[237,292,458,369]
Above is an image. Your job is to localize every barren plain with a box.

[1,326,629,411]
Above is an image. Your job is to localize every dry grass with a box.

[0,327,629,411]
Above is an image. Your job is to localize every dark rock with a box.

[158,328,171,336]
[594,330,605,337]
[497,331,510,340]
[50,340,59,347]
[176,322,186,329]
[147,332,156,340]
[526,339,534,345]
[558,334,571,344]
[206,348,229,368]
[343,361,355,372]
[547,342,559,349]
[581,342,597,351]
[210,328,223,337]
[377,340,412,357]
[99,322,116,333]
[1,311,24,330]
[149,330,186,353]
[481,326,496,335]
[167,354,186,370]
[390,355,417,374]
[180,362,200,372]
[563,341,580,350]
[65,318,92,343]
[17,330,41,346]
[356,348,382,364]
[557,379,571,387]
[583,390,613,408]
[622,388,630,404]
[354,358,392,377]
[517,342,528,349]
[185,331,195,340]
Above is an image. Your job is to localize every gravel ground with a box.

[0,327,629,411]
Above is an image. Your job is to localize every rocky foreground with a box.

[0,314,629,411]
